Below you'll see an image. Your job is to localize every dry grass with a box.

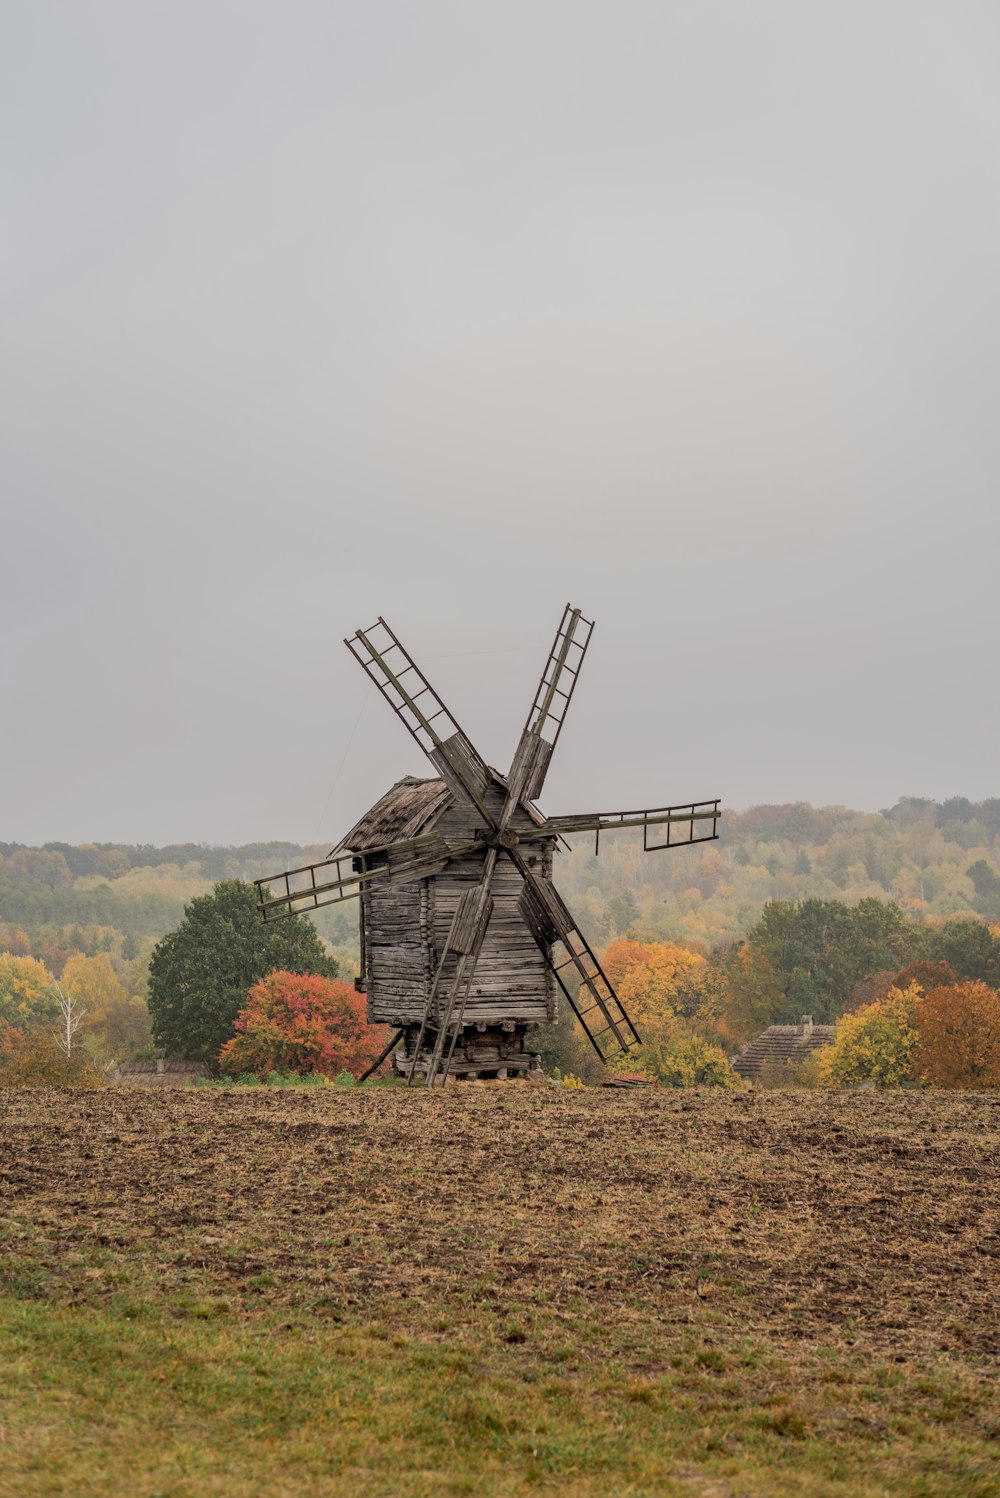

[1,1084,998,1496]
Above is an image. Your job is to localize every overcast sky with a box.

[2,1,998,847]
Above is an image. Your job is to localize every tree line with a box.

[2,796,999,1085]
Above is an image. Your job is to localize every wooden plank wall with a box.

[365,876,428,1025]
[365,782,558,1030]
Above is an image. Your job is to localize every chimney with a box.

[801,1015,813,1036]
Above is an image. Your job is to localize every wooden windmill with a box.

[256,605,720,1083]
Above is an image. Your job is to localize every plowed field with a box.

[2,1085,998,1497]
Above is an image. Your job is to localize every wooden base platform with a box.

[393,1022,543,1081]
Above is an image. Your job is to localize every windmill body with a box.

[257,605,721,1084]
[346,774,555,1076]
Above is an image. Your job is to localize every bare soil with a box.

[1,1084,997,1364]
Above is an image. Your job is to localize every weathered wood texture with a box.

[335,776,450,853]
[356,776,556,1029]
[394,1021,542,1078]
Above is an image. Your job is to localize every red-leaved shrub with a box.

[218,970,390,1079]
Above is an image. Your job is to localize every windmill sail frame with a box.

[256,604,721,1083]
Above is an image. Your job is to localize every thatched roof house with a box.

[732,1015,835,1080]
[112,1057,209,1088]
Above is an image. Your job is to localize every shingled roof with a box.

[334,776,450,854]
[112,1059,210,1087]
[732,1015,835,1079]
[332,769,548,856]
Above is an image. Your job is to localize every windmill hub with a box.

[255,604,721,1086]
[485,829,520,851]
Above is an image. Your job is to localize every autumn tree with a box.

[0,1022,103,1088]
[847,970,896,1014]
[602,938,704,1030]
[816,984,921,1088]
[87,994,153,1063]
[848,960,955,1015]
[722,943,785,1041]
[218,971,389,1079]
[148,881,337,1065]
[60,953,127,1010]
[0,925,32,957]
[914,982,1000,1088]
[0,953,59,1030]
[609,1030,740,1088]
[893,959,956,995]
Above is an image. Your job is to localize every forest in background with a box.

[2,795,999,1075]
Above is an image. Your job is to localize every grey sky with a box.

[3,1,998,847]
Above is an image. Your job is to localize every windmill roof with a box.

[335,776,451,853]
[334,769,549,855]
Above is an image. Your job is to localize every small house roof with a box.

[112,1059,210,1087]
[732,1016,835,1079]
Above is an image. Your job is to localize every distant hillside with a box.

[555,795,1000,947]
[2,797,998,982]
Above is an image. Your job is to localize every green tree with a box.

[920,919,1000,987]
[532,1005,605,1083]
[607,890,638,937]
[147,881,337,1065]
[966,862,1000,922]
[730,898,916,1027]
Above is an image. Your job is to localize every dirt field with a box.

[2,1084,998,1496]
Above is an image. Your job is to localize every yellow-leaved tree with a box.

[60,953,126,1009]
[0,953,59,1029]
[816,984,921,1088]
[61,953,152,1066]
[601,938,739,1087]
[601,939,705,1030]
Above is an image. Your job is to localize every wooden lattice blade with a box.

[345,618,497,827]
[504,604,593,811]
[512,853,640,1061]
[408,849,499,1086]
[539,799,721,850]
[254,836,480,923]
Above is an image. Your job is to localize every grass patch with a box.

[1,1295,997,1497]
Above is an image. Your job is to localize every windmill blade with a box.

[254,835,481,923]
[540,799,721,853]
[505,604,594,809]
[511,852,641,1061]
[407,849,498,1085]
[345,617,497,827]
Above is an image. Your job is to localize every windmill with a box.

[255,605,720,1084]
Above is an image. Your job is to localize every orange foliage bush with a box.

[0,1024,103,1088]
[219,970,391,1079]
[601,939,704,1029]
[914,982,1000,1088]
